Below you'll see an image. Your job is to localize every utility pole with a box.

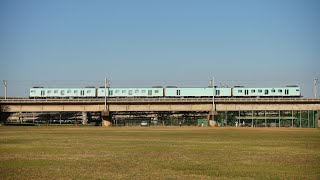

[314,79,318,98]
[212,77,215,112]
[2,80,7,99]
[104,78,107,111]
[212,77,216,124]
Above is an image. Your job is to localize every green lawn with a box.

[0,126,319,179]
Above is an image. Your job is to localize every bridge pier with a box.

[316,111,320,128]
[101,111,112,126]
[207,111,218,126]
[82,112,87,125]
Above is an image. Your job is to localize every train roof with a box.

[232,86,300,88]
[31,87,96,89]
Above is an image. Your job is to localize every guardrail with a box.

[1,98,320,104]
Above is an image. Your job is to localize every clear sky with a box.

[1,0,319,97]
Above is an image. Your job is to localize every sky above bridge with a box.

[1,0,319,97]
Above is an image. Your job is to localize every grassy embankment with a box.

[0,126,319,179]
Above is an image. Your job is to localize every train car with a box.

[164,87,212,97]
[164,87,232,98]
[215,87,232,97]
[29,87,96,98]
[29,85,301,98]
[232,86,301,97]
[97,87,163,97]
[96,87,110,97]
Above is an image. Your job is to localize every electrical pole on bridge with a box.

[2,80,7,99]
[102,77,111,126]
[104,77,107,111]
[210,77,217,125]
[314,79,318,98]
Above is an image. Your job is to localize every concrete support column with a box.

[316,111,320,128]
[225,111,228,127]
[101,111,111,127]
[251,110,253,127]
[299,110,301,128]
[312,110,315,128]
[82,112,87,125]
[208,111,217,126]
[279,110,281,128]
[292,110,294,127]
[308,111,310,128]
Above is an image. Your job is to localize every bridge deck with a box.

[1,98,320,104]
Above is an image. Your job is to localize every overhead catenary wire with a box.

[4,79,303,88]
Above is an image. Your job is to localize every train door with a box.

[148,90,152,96]
[41,90,45,97]
[245,90,249,96]
[176,90,181,96]
[285,89,289,96]
[80,90,84,96]
[265,90,269,95]
[216,90,220,96]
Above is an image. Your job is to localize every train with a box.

[29,86,301,98]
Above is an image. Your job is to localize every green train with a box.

[29,86,301,98]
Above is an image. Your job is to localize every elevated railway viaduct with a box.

[1,98,320,127]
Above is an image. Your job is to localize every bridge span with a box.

[1,98,320,112]
[1,98,319,127]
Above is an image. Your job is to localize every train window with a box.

[54,90,58,93]
[47,90,51,93]
[87,90,91,93]
[115,90,120,93]
[67,90,71,93]
[258,90,262,93]
[129,90,133,95]
[278,89,282,93]
[296,89,299,91]
[271,89,275,93]
[135,90,139,93]
[74,90,78,93]
[238,90,242,93]
[122,90,126,93]
[142,90,146,93]
[251,90,255,93]
[155,90,159,93]
[31,90,35,93]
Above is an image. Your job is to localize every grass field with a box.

[0,126,319,179]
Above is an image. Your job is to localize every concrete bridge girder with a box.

[216,104,320,111]
[4,103,320,113]
[3,100,320,112]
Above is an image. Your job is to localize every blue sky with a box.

[1,0,319,97]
